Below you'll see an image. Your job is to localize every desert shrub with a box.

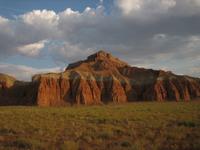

[177,121,196,127]
[121,141,132,147]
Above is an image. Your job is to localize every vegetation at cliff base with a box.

[0,102,200,150]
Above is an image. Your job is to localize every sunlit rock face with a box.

[33,51,200,106]
[1,51,200,106]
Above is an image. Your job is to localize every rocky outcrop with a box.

[0,51,200,106]
[31,51,200,106]
[0,73,37,105]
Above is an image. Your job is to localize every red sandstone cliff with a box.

[0,51,200,106]
[32,51,200,106]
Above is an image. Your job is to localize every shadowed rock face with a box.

[1,51,200,106]
[0,73,37,105]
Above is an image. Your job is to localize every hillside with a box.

[0,50,200,106]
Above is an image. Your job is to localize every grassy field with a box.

[0,102,200,150]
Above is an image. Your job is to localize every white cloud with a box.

[21,10,59,27]
[0,1,200,79]
[114,0,200,20]
[17,40,47,57]
[115,0,176,17]
[60,8,79,16]
[0,63,63,81]
[115,0,143,14]
[0,16,9,24]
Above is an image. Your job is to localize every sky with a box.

[0,0,200,81]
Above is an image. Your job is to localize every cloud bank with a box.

[0,0,200,80]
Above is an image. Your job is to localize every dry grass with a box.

[0,101,200,150]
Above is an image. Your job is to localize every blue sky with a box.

[0,0,200,80]
[0,0,112,18]
[0,0,112,69]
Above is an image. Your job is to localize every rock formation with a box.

[0,50,200,106]
[0,73,37,105]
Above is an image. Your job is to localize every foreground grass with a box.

[0,102,200,150]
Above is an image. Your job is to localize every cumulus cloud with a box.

[115,0,176,15]
[21,10,58,25]
[20,10,60,39]
[114,0,200,20]
[0,13,53,59]
[16,40,47,57]
[0,0,200,80]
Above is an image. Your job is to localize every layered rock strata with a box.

[0,51,200,106]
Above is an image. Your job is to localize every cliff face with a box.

[0,73,37,106]
[0,51,200,106]
[32,51,200,106]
